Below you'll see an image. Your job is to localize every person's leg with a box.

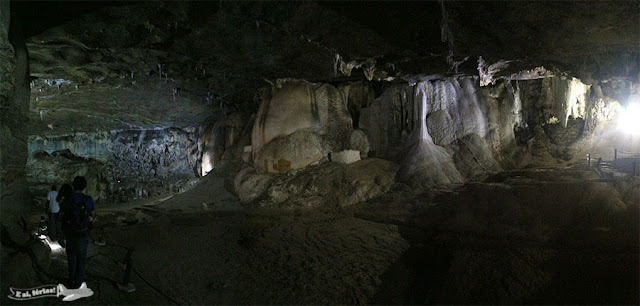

[75,235,89,286]
[66,236,78,288]
[48,213,55,237]
[55,214,62,236]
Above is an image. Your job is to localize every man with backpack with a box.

[61,176,95,289]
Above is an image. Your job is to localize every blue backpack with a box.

[63,195,92,237]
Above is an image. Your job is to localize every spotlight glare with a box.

[44,236,64,253]
[618,103,640,135]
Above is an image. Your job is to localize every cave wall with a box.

[1,1,30,218]
[200,112,253,176]
[1,2,49,298]
[26,127,202,204]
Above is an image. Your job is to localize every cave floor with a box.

[18,166,640,305]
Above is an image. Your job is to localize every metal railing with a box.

[613,148,640,176]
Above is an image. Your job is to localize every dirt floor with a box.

[3,164,639,305]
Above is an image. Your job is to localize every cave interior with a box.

[1,1,639,304]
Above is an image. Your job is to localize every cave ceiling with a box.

[11,0,639,135]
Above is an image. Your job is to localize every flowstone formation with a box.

[252,80,353,173]
[234,73,633,206]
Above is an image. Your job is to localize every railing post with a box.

[118,247,136,293]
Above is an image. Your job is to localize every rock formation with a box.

[252,80,352,173]
[1,0,30,218]
[0,1,638,304]
[27,127,202,203]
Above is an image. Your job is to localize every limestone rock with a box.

[1,217,31,247]
[397,140,464,190]
[253,131,332,174]
[258,158,399,208]
[31,240,51,270]
[242,146,252,163]
[234,166,274,203]
[358,76,599,187]
[202,113,248,173]
[330,150,361,164]
[426,110,457,146]
[359,84,413,159]
[349,129,370,158]
[251,80,352,173]
[27,127,200,204]
[448,134,502,180]
[1,11,31,219]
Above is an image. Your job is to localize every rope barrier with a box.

[101,232,181,305]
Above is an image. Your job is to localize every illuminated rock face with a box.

[360,77,513,186]
[329,150,361,164]
[348,129,370,158]
[245,75,613,189]
[252,80,352,173]
[26,127,201,203]
[356,76,615,187]
[200,113,250,176]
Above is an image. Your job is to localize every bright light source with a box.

[47,240,63,252]
[201,152,213,176]
[43,236,64,253]
[618,102,640,135]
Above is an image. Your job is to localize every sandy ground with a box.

[3,164,639,305]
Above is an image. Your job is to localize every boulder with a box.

[0,217,50,272]
[349,129,370,158]
[330,150,361,164]
[1,217,31,247]
[259,158,399,208]
[253,131,332,174]
[234,166,274,203]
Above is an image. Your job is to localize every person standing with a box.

[60,176,95,289]
[46,185,61,239]
[55,184,74,242]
